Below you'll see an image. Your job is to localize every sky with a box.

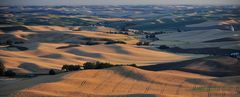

[0,0,240,6]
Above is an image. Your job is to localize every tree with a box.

[62,64,81,71]
[0,60,5,76]
[83,61,114,69]
[128,64,137,67]
[95,61,113,69]
[62,65,68,71]
[49,69,56,75]
[73,65,81,71]
[83,62,97,69]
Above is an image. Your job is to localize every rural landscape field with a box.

[0,1,240,97]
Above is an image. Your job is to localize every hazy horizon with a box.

[1,0,240,6]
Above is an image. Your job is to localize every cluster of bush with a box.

[0,40,25,46]
[59,62,137,72]
[136,41,150,46]
[105,41,126,45]
[48,64,82,75]
[0,61,16,77]
[8,45,28,51]
[158,45,170,49]
[83,61,114,69]
[85,41,100,45]
[62,64,82,71]
[49,69,56,75]
[145,34,156,39]
[49,62,125,75]
[83,61,137,69]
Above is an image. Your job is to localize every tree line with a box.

[0,60,137,77]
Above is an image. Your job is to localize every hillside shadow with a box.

[0,26,30,33]
[108,44,131,54]
[0,41,40,52]
[0,72,70,97]
[18,62,48,73]
[39,53,63,59]
[106,66,163,85]
[66,49,104,58]
[138,56,240,77]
